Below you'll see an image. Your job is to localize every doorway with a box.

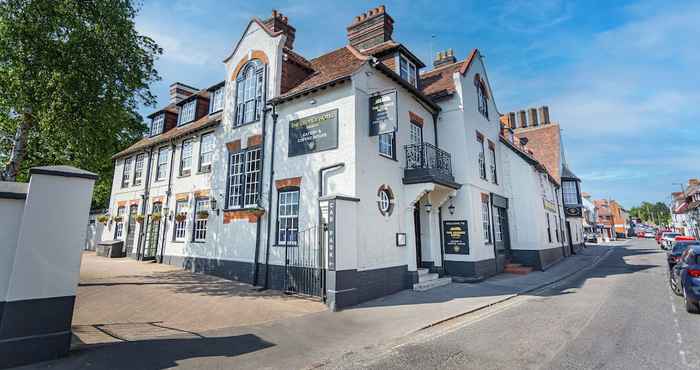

[142,202,161,260]
[124,205,138,257]
[566,221,575,255]
[413,204,423,268]
[493,205,511,270]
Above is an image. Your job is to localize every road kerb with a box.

[414,246,614,332]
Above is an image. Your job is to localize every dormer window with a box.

[150,114,164,136]
[235,60,264,126]
[179,100,196,125]
[399,55,417,87]
[210,86,225,114]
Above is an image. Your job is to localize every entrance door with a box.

[143,202,161,260]
[413,204,423,268]
[493,206,510,270]
[124,205,138,257]
[566,221,575,255]
[406,123,423,168]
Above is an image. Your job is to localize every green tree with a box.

[0,0,161,208]
[630,201,672,225]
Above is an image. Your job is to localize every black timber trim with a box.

[29,166,98,180]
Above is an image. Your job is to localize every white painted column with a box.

[405,205,418,272]
[1,166,96,368]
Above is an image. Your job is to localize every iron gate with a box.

[284,225,326,299]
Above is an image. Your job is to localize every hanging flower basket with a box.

[97,215,110,225]
[112,215,123,223]
[174,213,187,222]
[134,214,145,223]
[196,210,209,219]
[150,213,162,222]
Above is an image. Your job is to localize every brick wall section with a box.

[275,177,302,189]
[379,53,396,71]
[247,134,263,147]
[513,124,561,181]
[281,59,312,94]
[195,97,210,121]
[164,111,178,133]
[226,139,241,152]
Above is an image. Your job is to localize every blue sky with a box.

[134,0,700,209]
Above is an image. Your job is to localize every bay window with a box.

[563,181,579,205]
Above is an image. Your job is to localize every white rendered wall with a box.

[0,197,24,301]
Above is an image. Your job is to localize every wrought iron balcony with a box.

[403,142,459,189]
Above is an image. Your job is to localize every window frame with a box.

[132,154,144,186]
[475,75,489,119]
[562,181,579,205]
[379,131,396,159]
[193,197,209,242]
[399,54,417,87]
[156,146,169,182]
[198,132,214,173]
[150,114,165,137]
[178,99,197,125]
[226,146,262,209]
[209,86,225,114]
[546,213,552,243]
[121,157,132,188]
[235,60,265,127]
[488,142,497,184]
[276,187,300,246]
[477,133,487,180]
[173,199,188,242]
[481,196,492,244]
[114,206,126,239]
[179,139,193,177]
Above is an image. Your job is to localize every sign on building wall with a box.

[543,199,558,212]
[288,109,339,157]
[326,199,337,271]
[369,90,398,136]
[443,220,469,254]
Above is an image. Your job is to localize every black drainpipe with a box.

[262,104,279,289]
[137,146,154,259]
[159,141,176,263]
[432,112,439,147]
[252,66,270,287]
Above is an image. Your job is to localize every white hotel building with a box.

[102,6,583,310]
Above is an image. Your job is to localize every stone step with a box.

[419,272,439,283]
[417,268,430,276]
[504,263,522,268]
[504,266,533,275]
[413,277,451,291]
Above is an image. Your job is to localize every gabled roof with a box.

[361,40,426,68]
[419,49,478,100]
[223,17,286,63]
[272,46,367,102]
[113,112,222,159]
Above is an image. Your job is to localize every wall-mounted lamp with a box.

[210,196,219,216]
[448,196,456,215]
[424,191,432,213]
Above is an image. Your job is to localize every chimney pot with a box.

[518,110,527,128]
[433,48,457,68]
[529,108,539,126]
[347,6,394,50]
[508,112,516,129]
[263,9,296,49]
[538,106,550,124]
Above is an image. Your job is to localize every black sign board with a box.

[327,199,336,271]
[369,91,398,136]
[289,109,339,157]
[443,220,469,255]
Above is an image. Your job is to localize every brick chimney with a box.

[538,106,550,124]
[433,49,457,68]
[169,82,198,105]
[347,5,394,51]
[529,108,539,126]
[689,179,700,187]
[263,10,296,49]
[518,110,527,128]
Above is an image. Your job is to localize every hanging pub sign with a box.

[369,90,398,136]
[288,109,339,157]
[443,220,469,255]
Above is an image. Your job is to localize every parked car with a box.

[656,231,665,244]
[585,233,597,243]
[644,231,656,238]
[670,245,700,313]
[636,230,646,238]
[660,232,681,250]
[667,240,700,270]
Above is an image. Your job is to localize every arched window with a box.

[474,74,489,119]
[235,60,264,126]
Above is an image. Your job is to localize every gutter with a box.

[263,104,279,289]
[253,65,270,287]
[159,141,177,263]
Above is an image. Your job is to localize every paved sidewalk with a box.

[22,246,611,370]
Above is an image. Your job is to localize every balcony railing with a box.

[403,142,458,188]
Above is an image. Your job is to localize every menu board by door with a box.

[443,220,469,255]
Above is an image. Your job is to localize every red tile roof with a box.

[275,46,367,101]
[419,49,478,100]
[513,123,561,181]
[113,112,222,159]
